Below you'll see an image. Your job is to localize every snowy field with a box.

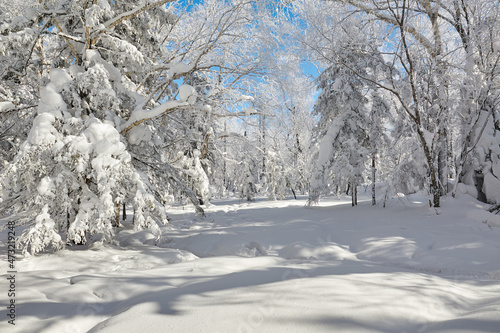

[2,191,500,333]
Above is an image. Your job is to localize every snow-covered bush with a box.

[0,68,167,254]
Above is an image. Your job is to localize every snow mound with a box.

[351,236,417,263]
[118,229,158,247]
[103,248,198,272]
[236,241,268,257]
[483,173,500,204]
[116,229,198,263]
[161,249,199,264]
[279,241,353,260]
[205,240,268,258]
[467,209,500,228]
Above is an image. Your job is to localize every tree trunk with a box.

[354,184,358,206]
[351,183,357,207]
[286,177,297,199]
[352,186,355,207]
[372,154,376,206]
[475,171,487,203]
[431,171,440,208]
[438,128,448,196]
[122,202,127,221]
[417,129,440,207]
[67,210,71,234]
[115,201,121,227]
[223,120,227,191]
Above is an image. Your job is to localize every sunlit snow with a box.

[2,191,500,333]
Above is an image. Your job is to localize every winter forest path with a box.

[2,192,500,333]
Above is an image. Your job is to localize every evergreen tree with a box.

[0,0,272,253]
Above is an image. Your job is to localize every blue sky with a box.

[175,0,203,9]
[173,0,321,105]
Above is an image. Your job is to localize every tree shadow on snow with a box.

[18,259,500,333]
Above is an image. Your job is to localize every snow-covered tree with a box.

[0,0,278,253]
[299,12,388,206]
[308,63,371,205]
[449,1,500,204]
[0,1,46,166]
[294,0,500,208]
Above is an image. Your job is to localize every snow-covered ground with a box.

[2,191,500,333]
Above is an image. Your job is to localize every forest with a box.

[1,1,500,332]
[1,0,499,254]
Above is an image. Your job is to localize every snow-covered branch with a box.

[121,100,189,135]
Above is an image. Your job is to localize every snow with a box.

[309,120,341,197]
[0,101,14,112]
[317,121,341,167]
[483,173,500,204]
[84,120,125,156]
[21,205,63,255]
[149,62,197,81]
[121,100,188,133]
[167,62,195,77]
[127,124,153,145]
[102,0,146,29]
[466,208,500,228]
[27,112,61,146]
[2,191,500,332]
[178,83,196,104]
[36,68,73,118]
[37,177,55,197]
[238,95,255,101]
[49,68,72,91]
[85,50,123,83]
[38,83,66,115]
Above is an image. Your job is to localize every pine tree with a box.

[307,37,382,205]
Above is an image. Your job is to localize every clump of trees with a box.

[0,0,311,254]
[296,0,500,208]
[2,0,498,254]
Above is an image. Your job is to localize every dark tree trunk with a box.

[438,128,448,196]
[354,185,358,206]
[351,183,357,207]
[122,202,127,221]
[372,154,376,206]
[475,170,487,203]
[115,201,121,228]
